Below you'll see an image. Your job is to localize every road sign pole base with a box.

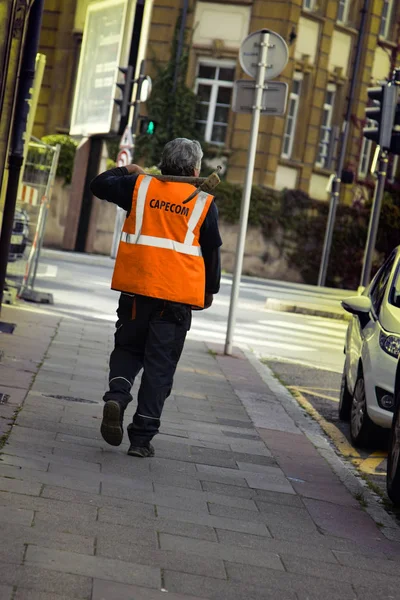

[19,288,54,304]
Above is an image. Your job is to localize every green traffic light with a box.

[147,121,155,135]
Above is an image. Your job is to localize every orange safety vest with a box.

[112,174,214,308]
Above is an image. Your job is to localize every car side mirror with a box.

[341,296,372,327]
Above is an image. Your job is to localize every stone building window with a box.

[303,0,316,10]
[380,0,394,38]
[316,84,336,169]
[281,73,303,160]
[195,60,235,145]
[337,0,350,24]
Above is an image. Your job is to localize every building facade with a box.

[144,0,399,201]
[33,0,400,203]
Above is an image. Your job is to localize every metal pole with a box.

[360,150,389,287]
[317,0,370,286]
[0,0,45,310]
[172,0,189,94]
[224,30,269,356]
[111,60,146,259]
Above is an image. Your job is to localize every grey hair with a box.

[159,138,203,176]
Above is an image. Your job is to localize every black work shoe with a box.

[101,400,124,446]
[127,443,155,458]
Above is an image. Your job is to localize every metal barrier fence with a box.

[6,137,60,303]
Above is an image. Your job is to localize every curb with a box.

[41,248,115,269]
[242,348,400,538]
[265,298,351,321]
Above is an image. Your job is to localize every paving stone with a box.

[0,505,33,526]
[155,506,270,536]
[0,465,100,494]
[200,481,254,499]
[91,579,210,600]
[148,472,203,491]
[0,491,98,522]
[254,491,304,508]
[0,454,49,472]
[214,529,337,562]
[0,563,92,599]
[281,554,400,590]
[223,561,357,597]
[14,589,81,600]
[303,498,389,545]
[149,457,198,475]
[0,520,94,554]
[334,550,400,575]
[11,426,57,442]
[0,476,42,496]
[244,473,295,494]
[2,448,101,473]
[159,533,285,569]
[33,510,217,543]
[24,546,161,588]
[96,538,227,578]
[163,570,296,600]
[98,502,156,524]
[153,483,258,511]
[209,501,318,532]
[0,585,12,600]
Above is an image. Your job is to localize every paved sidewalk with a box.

[1,304,400,599]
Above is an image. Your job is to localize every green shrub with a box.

[213,181,400,289]
[41,134,78,184]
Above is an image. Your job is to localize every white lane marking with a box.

[192,319,345,349]
[187,327,314,353]
[258,319,347,336]
[41,265,58,278]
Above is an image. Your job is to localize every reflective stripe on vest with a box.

[120,175,208,256]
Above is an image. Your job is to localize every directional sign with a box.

[232,80,288,115]
[239,30,289,81]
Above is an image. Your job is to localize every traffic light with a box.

[139,117,157,135]
[363,83,398,149]
[390,100,400,155]
[114,65,134,118]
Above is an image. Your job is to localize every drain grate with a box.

[0,322,15,334]
[43,394,98,405]
[0,394,10,405]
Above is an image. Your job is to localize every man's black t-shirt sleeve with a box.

[90,167,138,212]
[200,202,222,294]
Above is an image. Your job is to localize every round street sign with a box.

[117,148,131,167]
[239,30,289,81]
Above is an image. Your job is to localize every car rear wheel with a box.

[350,376,380,448]
[338,370,352,421]
[387,394,400,505]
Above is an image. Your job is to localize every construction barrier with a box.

[6,137,60,303]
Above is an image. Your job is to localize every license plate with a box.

[11,235,23,244]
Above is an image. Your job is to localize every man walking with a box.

[90,138,222,457]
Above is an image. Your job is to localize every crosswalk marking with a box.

[188,326,313,352]
[259,319,348,335]
[190,318,345,350]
